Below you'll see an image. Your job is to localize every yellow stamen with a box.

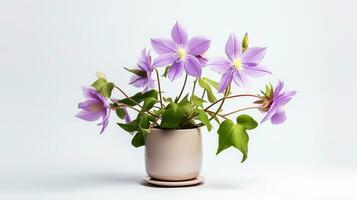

[233,58,242,70]
[177,48,187,60]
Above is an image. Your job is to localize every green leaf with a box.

[236,114,258,130]
[91,78,114,98]
[191,95,206,108]
[216,119,249,163]
[163,97,173,103]
[124,67,146,77]
[100,82,114,98]
[178,95,192,115]
[207,111,220,125]
[162,66,171,77]
[117,119,139,132]
[196,109,212,131]
[131,131,145,147]
[242,33,249,52]
[119,90,158,106]
[202,77,219,90]
[116,108,125,119]
[143,97,158,110]
[91,78,107,91]
[198,78,217,103]
[160,103,185,129]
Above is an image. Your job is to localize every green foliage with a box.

[198,77,219,103]
[242,33,249,52]
[117,119,139,132]
[143,97,158,110]
[216,114,258,163]
[195,108,212,131]
[119,90,158,106]
[162,66,171,77]
[236,114,258,130]
[115,108,126,119]
[160,102,186,129]
[191,95,205,108]
[124,67,146,77]
[91,78,114,98]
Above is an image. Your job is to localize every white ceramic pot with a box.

[145,128,202,181]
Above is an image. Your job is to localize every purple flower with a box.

[129,49,156,91]
[151,21,211,81]
[261,81,296,124]
[76,87,111,133]
[207,33,271,93]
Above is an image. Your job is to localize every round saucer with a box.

[143,176,204,187]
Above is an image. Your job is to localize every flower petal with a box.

[78,100,101,111]
[183,55,202,77]
[167,62,184,81]
[123,107,131,124]
[274,81,285,97]
[242,47,267,65]
[75,109,103,121]
[225,33,241,60]
[99,108,110,133]
[232,70,247,87]
[188,36,211,55]
[82,86,99,100]
[276,91,296,106]
[243,65,272,77]
[151,38,176,54]
[171,21,188,45]
[218,69,234,93]
[129,75,147,88]
[261,103,278,123]
[207,58,230,74]
[152,53,177,67]
[271,110,286,124]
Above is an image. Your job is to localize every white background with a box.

[1,0,357,199]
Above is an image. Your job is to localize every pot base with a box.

[143,176,204,187]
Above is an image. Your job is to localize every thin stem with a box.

[204,94,263,112]
[221,106,260,117]
[154,69,164,108]
[191,78,198,98]
[208,86,230,121]
[114,85,158,117]
[176,74,188,102]
[201,89,206,99]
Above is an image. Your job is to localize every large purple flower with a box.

[207,33,271,93]
[151,22,211,81]
[129,49,155,91]
[76,87,111,133]
[261,81,296,124]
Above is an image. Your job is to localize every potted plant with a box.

[75,22,296,186]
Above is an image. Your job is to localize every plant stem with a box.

[154,69,164,108]
[191,78,198,98]
[176,74,188,102]
[221,106,260,117]
[208,86,230,121]
[204,94,263,112]
[114,85,158,117]
[201,89,206,99]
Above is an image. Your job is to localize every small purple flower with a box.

[261,81,296,124]
[207,33,271,93]
[151,21,211,81]
[76,87,111,133]
[129,49,156,91]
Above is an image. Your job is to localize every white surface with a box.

[1,0,357,199]
[1,165,356,200]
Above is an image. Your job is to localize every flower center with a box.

[90,103,103,112]
[177,48,187,60]
[233,58,242,70]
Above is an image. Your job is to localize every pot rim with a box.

[150,127,201,133]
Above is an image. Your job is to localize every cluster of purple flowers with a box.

[75,22,295,133]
